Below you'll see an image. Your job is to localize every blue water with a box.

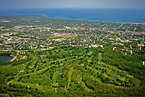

[0,8,145,23]
[0,55,13,61]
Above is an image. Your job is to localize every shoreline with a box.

[10,56,16,61]
[1,15,145,24]
[44,16,145,24]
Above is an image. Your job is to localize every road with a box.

[0,47,54,52]
[100,34,110,41]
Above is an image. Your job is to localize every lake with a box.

[0,55,13,61]
[0,8,145,23]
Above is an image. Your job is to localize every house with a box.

[138,43,144,47]
[92,44,103,48]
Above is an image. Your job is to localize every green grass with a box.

[0,63,26,76]
[35,29,41,31]
[107,35,116,39]
[11,81,45,91]
[52,71,60,84]
[51,37,73,40]
[68,67,73,87]
[98,53,102,62]
[50,28,64,31]
[27,61,37,69]
[7,65,56,83]
[87,51,93,55]
[0,30,16,35]
[76,72,90,91]
[133,77,141,86]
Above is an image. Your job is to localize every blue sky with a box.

[0,0,145,9]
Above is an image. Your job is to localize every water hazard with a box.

[0,55,13,61]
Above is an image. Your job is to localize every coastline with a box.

[43,16,145,24]
[0,14,145,24]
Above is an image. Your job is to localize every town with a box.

[0,15,144,55]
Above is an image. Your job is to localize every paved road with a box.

[0,47,54,52]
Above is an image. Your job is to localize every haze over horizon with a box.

[0,0,145,9]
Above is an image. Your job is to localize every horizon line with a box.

[0,8,145,9]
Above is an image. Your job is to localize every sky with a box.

[0,0,145,9]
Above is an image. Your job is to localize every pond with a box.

[112,71,118,74]
[103,78,111,84]
[0,55,13,61]
[112,77,118,80]
[127,77,133,81]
